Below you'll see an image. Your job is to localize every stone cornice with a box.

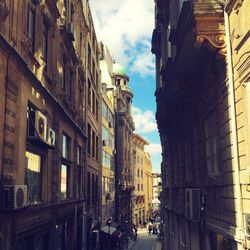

[194,0,226,57]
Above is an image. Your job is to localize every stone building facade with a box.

[0,1,99,250]
[152,0,250,249]
[132,133,149,227]
[84,2,101,249]
[113,63,135,233]
[144,152,153,224]
[99,43,116,226]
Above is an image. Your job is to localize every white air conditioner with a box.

[66,22,75,40]
[185,188,200,221]
[108,121,113,128]
[2,185,28,210]
[113,149,116,155]
[103,140,107,146]
[28,110,47,142]
[46,127,56,146]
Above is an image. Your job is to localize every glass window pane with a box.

[61,164,67,199]
[25,151,42,203]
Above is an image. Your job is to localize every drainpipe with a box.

[224,9,244,241]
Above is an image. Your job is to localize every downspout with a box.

[224,9,244,240]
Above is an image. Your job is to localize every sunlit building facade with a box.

[152,0,250,249]
[132,134,149,227]
[99,43,116,225]
[144,152,153,223]
[0,1,99,249]
[113,63,135,233]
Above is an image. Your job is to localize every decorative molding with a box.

[194,1,226,57]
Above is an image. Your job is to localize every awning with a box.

[101,225,117,235]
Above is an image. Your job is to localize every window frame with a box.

[25,150,43,203]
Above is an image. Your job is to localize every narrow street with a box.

[130,229,161,250]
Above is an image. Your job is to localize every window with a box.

[15,229,48,250]
[92,91,95,114]
[87,124,91,155]
[77,145,81,166]
[62,133,70,160]
[77,167,82,197]
[69,70,73,101]
[62,57,66,90]
[116,79,120,86]
[141,170,143,178]
[88,44,91,70]
[80,32,83,58]
[96,99,99,121]
[92,131,95,158]
[102,150,114,170]
[87,79,91,107]
[138,184,140,191]
[61,164,68,199]
[96,136,99,160]
[87,172,90,204]
[55,220,71,250]
[27,3,35,52]
[92,174,95,204]
[102,126,114,149]
[95,176,98,203]
[25,151,42,203]
[42,20,48,65]
[70,3,74,22]
[137,169,140,177]
[141,184,143,191]
[205,112,219,176]
[185,138,192,181]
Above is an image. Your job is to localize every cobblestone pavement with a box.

[129,229,162,250]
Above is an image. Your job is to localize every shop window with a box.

[14,229,48,250]
[55,220,71,250]
[25,151,42,203]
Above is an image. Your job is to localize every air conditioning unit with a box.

[102,140,107,146]
[28,110,47,142]
[113,149,116,155]
[2,185,28,210]
[46,127,56,146]
[185,188,200,221]
[66,22,75,40]
[108,121,113,128]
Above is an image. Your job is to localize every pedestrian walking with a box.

[148,223,152,236]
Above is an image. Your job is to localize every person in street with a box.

[133,226,138,241]
[148,223,152,236]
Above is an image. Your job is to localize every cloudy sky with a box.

[90,0,162,172]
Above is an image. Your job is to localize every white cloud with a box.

[90,0,155,77]
[132,106,157,134]
[145,144,162,155]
